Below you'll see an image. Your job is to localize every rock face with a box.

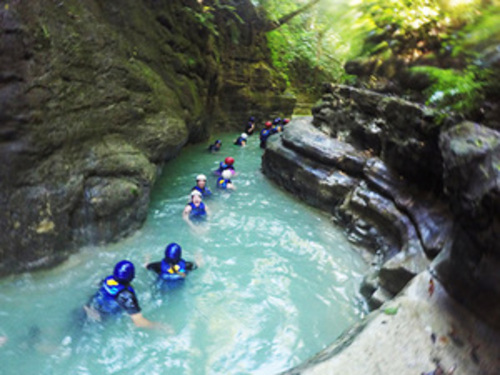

[0,0,294,275]
[263,86,500,330]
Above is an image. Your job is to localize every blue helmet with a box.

[273,117,281,125]
[165,243,182,263]
[249,116,255,122]
[215,139,221,144]
[113,260,135,284]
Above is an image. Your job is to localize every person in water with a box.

[208,139,222,153]
[245,116,256,135]
[183,190,209,224]
[84,260,159,328]
[234,133,248,147]
[192,174,211,198]
[217,169,236,190]
[216,156,235,175]
[146,243,198,283]
[282,118,290,126]
[260,121,273,149]
[271,117,283,134]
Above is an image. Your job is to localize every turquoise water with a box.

[0,132,367,375]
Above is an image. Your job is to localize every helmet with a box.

[113,260,135,284]
[241,133,248,140]
[283,118,290,124]
[191,189,202,198]
[224,157,235,165]
[165,243,182,263]
[249,116,255,122]
[222,169,232,180]
[273,117,281,125]
[265,121,272,127]
[196,174,207,181]
[215,139,222,144]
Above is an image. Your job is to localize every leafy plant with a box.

[410,65,489,114]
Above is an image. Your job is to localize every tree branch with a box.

[263,0,321,32]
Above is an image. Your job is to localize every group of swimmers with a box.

[82,115,290,331]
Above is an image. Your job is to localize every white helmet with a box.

[221,170,232,180]
[191,190,202,197]
[241,133,248,140]
[196,174,207,181]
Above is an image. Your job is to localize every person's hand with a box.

[194,252,204,268]
[0,336,7,347]
[83,305,102,322]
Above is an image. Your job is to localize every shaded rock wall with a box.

[263,87,500,330]
[0,0,294,275]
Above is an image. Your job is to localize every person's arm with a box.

[146,261,162,274]
[228,182,236,191]
[182,205,192,222]
[204,204,210,216]
[129,313,157,328]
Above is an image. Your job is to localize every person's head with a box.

[222,169,232,180]
[241,133,248,140]
[249,116,255,122]
[214,140,222,148]
[265,121,272,128]
[191,189,202,204]
[113,260,135,284]
[164,243,182,264]
[224,156,235,166]
[283,118,290,125]
[196,174,207,188]
[273,117,281,125]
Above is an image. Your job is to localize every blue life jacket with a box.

[192,185,211,198]
[159,259,187,281]
[260,128,271,141]
[189,201,206,218]
[234,137,245,146]
[92,276,135,315]
[271,125,282,134]
[217,177,231,189]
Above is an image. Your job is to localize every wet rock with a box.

[434,121,500,330]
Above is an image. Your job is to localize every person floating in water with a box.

[192,174,211,198]
[234,133,248,147]
[84,260,161,329]
[260,121,273,149]
[282,118,290,126]
[146,243,198,284]
[245,116,256,135]
[272,117,283,134]
[183,190,209,225]
[208,139,222,153]
[216,156,235,175]
[217,169,236,190]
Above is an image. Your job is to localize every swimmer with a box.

[183,190,209,228]
[84,261,163,329]
[234,133,248,147]
[146,243,199,283]
[217,169,236,190]
[215,156,235,175]
[208,139,222,153]
[192,174,211,198]
[260,121,273,148]
[245,116,256,135]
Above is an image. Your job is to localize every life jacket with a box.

[234,137,245,146]
[192,185,211,197]
[217,177,231,189]
[189,201,206,217]
[159,259,187,281]
[272,125,282,134]
[260,128,271,141]
[93,276,135,315]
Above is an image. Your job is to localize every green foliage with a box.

[410,65,489,114]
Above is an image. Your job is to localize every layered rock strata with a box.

[263,85,500,331]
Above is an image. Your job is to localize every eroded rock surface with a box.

[0,0,294,275]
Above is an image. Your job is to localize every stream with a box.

[0,131,368,375]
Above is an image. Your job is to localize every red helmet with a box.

[265,121,272,127]
[225,156,235,165]
[283,118,290,124]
